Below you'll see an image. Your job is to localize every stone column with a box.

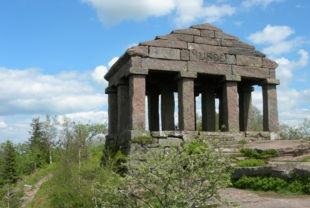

[202,85,216,131]
[222,75,240,132]
[239,85,254,131]
[161,88,175,130]
[178,77,195,131]
[148,91,159,131]
[106,86,118,135]
[117,81,130,133]
[129,74,146,131]
[263,79,279,132]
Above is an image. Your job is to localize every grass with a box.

[22,163,57,186]
[237,159,266,167]
[27,180,53,208]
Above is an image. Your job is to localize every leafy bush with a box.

[233,176,310,194]
[93,138,232,207]
[240,148,278,160]
[237,159,265,167]
[280,119,310,140]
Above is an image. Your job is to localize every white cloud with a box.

[0,121,7,129]
[242,0,283,8]
[0,67,106,115]
[249,25,294,45]
[91,65,108,83]
[83,0,175,25]
[84,0,235,26]
[275,49,308,85]
[58,110,108,125]
[248,25,304,56]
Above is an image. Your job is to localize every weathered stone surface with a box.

[263,58,278,68]
[269,69,276,78]
[194,36,221,45]
[178,78,195,131]
[142,58,187,71]
[222,39,254,49]
[200,29,215,37]
[117,84,130,132]
[159,137,183,146]
[215,31,239,40]
[149,47,180,60]
[127,46,148,57]
[170,33,194,42]
[141,39,187,49]
[228,48,265,57]
[237,55,262,67]
[188,42,229,54]
[180,49,190,60]
[129,75,146,130]
[107,88,118,134]
[188,61,231,75]
[263,84,279,132]
[222,81,239,132]
[226,54,236,64]
[232,164,310,180]
[191,23,222,31]
[173,28,200,36]
[232,65,269,79]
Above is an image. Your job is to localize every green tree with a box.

[28,117,49,171]
[2,141,18,184]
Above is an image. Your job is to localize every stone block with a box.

[200,29,215,37]
[127,46,148,57]
[170,33,194,42]
[226,54,236,64]
[262,58,278,68]
[228,48,265,57]
[142,58,187,72]
[269,69,276,78]
[194,36,221,46]
[215,31,238,40]
[141,39,187,49]
[180,49,190,60]
[188,43,229,54]
[232,65,269,79]
[191,23,222,31]
[149,47,180,60]
[236,55,262,67]
[188,61,231,75]
[173,28,201,36]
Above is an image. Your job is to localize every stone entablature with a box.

[104,23,279,153]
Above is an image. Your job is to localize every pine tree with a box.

[28,117,49,171]
[2,141,18,184]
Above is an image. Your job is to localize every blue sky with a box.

[0,0,309,142]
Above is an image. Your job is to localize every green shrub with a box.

[233,176,310,194]
[93,138,232,207]
[240,148,278,159]
[237,159,265,167]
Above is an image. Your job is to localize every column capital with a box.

[224,74,241,82]
[129,68,149,75]
[263,78,280,85]
[105,86,117,94]
[178,71,197,79]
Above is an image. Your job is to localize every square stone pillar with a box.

[129,74,146,131]
[263,79,279,132]
[161,88,175,130]
[106,86,118,135]
[239,85,254,131]
[148,91,159,131]
[222,75,240,132]
[202,85,216,131]
[178,77,195,131]
[117,82,130,133]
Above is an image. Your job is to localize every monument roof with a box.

[105,23,278,81]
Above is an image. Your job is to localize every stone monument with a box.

[104,23,279,153]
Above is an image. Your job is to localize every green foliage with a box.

[248,105,263,131]
[233,176,310,194]
[280,119,310,140]
[1,141,18,184]
[237,159,266,167]
[131,135,153,145]
[240,148,278,160]
[93,139,232,207]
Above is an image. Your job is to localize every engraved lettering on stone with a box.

[190,49,226,63]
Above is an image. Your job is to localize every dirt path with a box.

[21,174,52,208]
[220,188,310,208]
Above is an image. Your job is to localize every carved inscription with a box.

[190,49,226,63]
